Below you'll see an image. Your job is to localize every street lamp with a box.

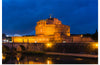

[46,42,52,48]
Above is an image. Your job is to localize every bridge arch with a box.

[16,45,25,52]
[2,45,10,52]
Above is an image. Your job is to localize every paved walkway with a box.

[46,52,98,58]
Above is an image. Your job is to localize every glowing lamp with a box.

[95,44,98,47]
[46,43,52,48]
[92,43,98,49]
[35,41,37,43]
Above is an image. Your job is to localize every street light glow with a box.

[46,43,52,48]
[92,43,98,49]
[95,44,98,47]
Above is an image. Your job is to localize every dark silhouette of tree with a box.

[2,33,6,39]
[91,29,98,41]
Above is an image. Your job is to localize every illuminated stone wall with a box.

[35,23,56,35]
[11,18,70,43]
[71,36,94,43]
[3,43,98,54]
[81,37,94,42]
[12,35,54,43]
[35,18,70,36]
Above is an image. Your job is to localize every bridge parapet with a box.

[2,42,98,54]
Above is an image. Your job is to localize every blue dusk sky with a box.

[2,0,98,36]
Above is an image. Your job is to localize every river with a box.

[2,53,98,64]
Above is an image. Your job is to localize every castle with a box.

[12,17,94,43]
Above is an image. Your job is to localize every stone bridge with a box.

[2,43,44,52]
[2,42,98,54]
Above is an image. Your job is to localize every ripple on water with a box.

[75,58,83,61]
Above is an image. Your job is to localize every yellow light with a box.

[75,58,83,61]
[94,43,98,49]
[47,60,52,64]
[81,34,83,37]
[16,57,20,61]
[29,61,34,64]
[46,43,52,48]
[92,43,98,49]
[96,44,98,47]
[2,54,6,60]
[18,62,20,64]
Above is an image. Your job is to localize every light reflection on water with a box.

[47,59,52,64]
[75,58,83,61]
[2,53,97,64]
[2,54,6,60]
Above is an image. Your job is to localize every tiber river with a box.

[2,53,98,64]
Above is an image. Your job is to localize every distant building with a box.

[2,34,12,43]
[12,17,94,43]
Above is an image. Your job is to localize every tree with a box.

[2,33,6,39]
[91,29,98,41]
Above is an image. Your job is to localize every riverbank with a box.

[46,52,98,58]
[3,51,98,58]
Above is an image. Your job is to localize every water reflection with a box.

[47,57,52,64]
[2,53,98,64]
[75,58,83,61]
[47,60,52,64]
[2,54,6,60]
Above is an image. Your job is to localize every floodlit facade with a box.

[35,18,70,36]
[12,17,94,43]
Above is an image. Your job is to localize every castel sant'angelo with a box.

[12,16,94,43]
